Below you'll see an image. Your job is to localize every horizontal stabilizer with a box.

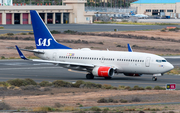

[19,48,44,54]
[15,45,28,60]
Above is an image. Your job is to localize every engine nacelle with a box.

[124,73,142,76]
[92,66,114,77]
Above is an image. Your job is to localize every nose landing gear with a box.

[152,76,157,81]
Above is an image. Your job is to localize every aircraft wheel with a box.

[152,77,157,81]
[104,77,112,79]
[86,74,94,79]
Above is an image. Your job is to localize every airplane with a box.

[129,12,148,18]
[133,14,148,18]
[130,11,148,19]
[15,10,174,81]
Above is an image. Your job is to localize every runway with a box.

[0,24,180,34]
[0,59,180,89]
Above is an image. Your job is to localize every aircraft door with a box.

[53,52,57,61]
[145,57,151,67]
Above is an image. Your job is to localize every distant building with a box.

[0,0,94,25]
[0,0,12,6]
[131,0,180,17]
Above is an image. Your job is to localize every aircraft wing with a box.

[32,59,95,67]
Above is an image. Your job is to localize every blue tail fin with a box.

[30,10,71,49]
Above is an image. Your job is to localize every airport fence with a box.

[85,6,136,13]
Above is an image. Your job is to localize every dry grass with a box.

[61,106,79,111]
[1,89,180,109]
[167,67,180,75]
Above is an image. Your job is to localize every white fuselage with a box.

[34,48,174,74]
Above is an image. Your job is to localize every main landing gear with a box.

[86,73,112,79]
[152,77,157,81]
[104,77,112,79]
[86,73,94,79]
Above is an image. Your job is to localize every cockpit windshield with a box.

[156,60,167,63]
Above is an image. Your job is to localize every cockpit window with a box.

[162,60,166,62]
[156,60,161,62]
[156,60,167,63]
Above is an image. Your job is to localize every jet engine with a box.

[124,73,142,76]
[92,66,114,77]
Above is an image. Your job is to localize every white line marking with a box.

[0,67,62,70]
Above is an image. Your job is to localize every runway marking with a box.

[68,69,87,74]
[0,67,62,70]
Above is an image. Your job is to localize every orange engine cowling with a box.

[92,66,114,77]
[124,73,142,76]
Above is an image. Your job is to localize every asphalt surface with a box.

[0,24,180,34]
[0,59,180,89]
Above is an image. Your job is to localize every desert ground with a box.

[1,87,180,110]
[1,29,180,59]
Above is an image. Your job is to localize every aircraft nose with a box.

[167,63,174,71]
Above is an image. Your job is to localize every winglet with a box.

[127,43,133,52]
[15,45,28,60]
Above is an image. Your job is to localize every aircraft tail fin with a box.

[30,10,71,49]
